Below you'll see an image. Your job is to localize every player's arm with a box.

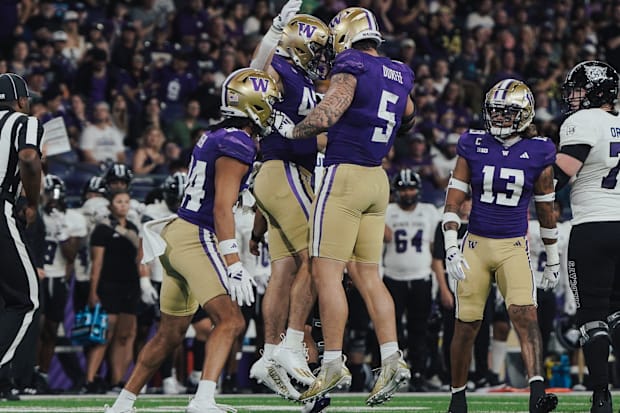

[89,245,104,306]
[442,156,470,232]
[553,144,591,190]
[249,0,302,70]
[291,73,357,139]
[534,165,560,288]
[250,208,267,256]
[398,89,416,134]
[214,156,251,266]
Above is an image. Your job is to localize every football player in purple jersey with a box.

[104,68,281,413]
[276,7,415,406]
[248,1,334,401]
[442,79,558,413]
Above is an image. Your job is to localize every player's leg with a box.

[37,277,67,391]
[300,165,363,401]
[349,166,409,406]
[570,223,618,413]
[108,312,137,387]
[449,233,493,413]
[498,236,557,413]
[252,161,315,389]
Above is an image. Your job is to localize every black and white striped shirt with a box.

[0,109,43,201]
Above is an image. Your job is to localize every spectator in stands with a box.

[152,49,198,120]
[79,101,125,165]
[173,0,209,44]
[74,47,112,107]
[111,22,139,72]
[65,94,90,150]
[243,0,271,36]
[9,40,29,76]
[166,99,207,149]
[130,0,159,42]
[61,10,86,66]
[85,190,140,393]
[132,126,169,175]
[111,94,130,142]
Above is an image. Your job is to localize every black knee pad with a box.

[607,311,620,331]
[579,320,610,347]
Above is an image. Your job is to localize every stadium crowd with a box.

[0,0,619,407]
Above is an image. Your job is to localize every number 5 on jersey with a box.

[371,90,399,143]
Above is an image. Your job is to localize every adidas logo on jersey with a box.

[520,152,530,159]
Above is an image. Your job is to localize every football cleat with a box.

[272,342,316,386]
[534,393,558,413]
[299,356,351,402]
[103,405,136,413]
[300,396,331,413]
[249,354,301,400]
[366,350,411,406]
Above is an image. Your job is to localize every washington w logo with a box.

[330,15,341,27]
[249,77,269,92]
[298,22,317,38]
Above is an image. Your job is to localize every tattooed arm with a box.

[291,73,357,139]
[533,165,557,245]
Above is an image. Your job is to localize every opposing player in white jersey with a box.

[383,169,440,391]
[73,176,108,311]
[553,60,620,413]
[39,175,87,383]
[527,201,572,357]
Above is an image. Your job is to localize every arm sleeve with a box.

[16,116,43,155]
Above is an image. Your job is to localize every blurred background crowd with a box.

[1,0,619,399]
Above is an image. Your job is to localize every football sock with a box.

[448,387,467,413]
[528,376,545,412]
[194,380,216,404]
[490,339,507,376]
[264,343,277,359]
[112,389,136,411]
[323,351,342,363]
[380,342,399,361]
[284,328,304,347]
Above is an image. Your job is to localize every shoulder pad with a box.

[332,49,366,77]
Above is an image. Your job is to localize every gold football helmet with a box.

[278,14,331,80]
[220,68,282,135]
[483,79,535,139]
[329,7,383,55]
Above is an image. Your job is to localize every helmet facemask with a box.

[280,15,332,80]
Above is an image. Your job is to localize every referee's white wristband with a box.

[219,239,240,255]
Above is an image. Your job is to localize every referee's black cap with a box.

[0,73,30,102]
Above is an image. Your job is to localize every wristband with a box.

[544,242,560,265]
[540,226,558,240]
[219,239,240,255]
[442,212,461,230]
[443,229,459,250]
[534,192,555,202]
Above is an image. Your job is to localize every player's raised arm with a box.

[250,0,302,71]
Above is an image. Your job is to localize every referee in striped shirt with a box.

[0,73,43,370]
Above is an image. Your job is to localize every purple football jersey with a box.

[178,128,257,231]
[261,55,318,172]
[458,130,556,238]
[324,49,414,167]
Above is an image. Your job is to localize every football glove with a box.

[140,277,159,305]
[227,261,257,306]
[272,0,302,32]
[541,262,560,290]
[445,245,469,281]
[273,110,295,139]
